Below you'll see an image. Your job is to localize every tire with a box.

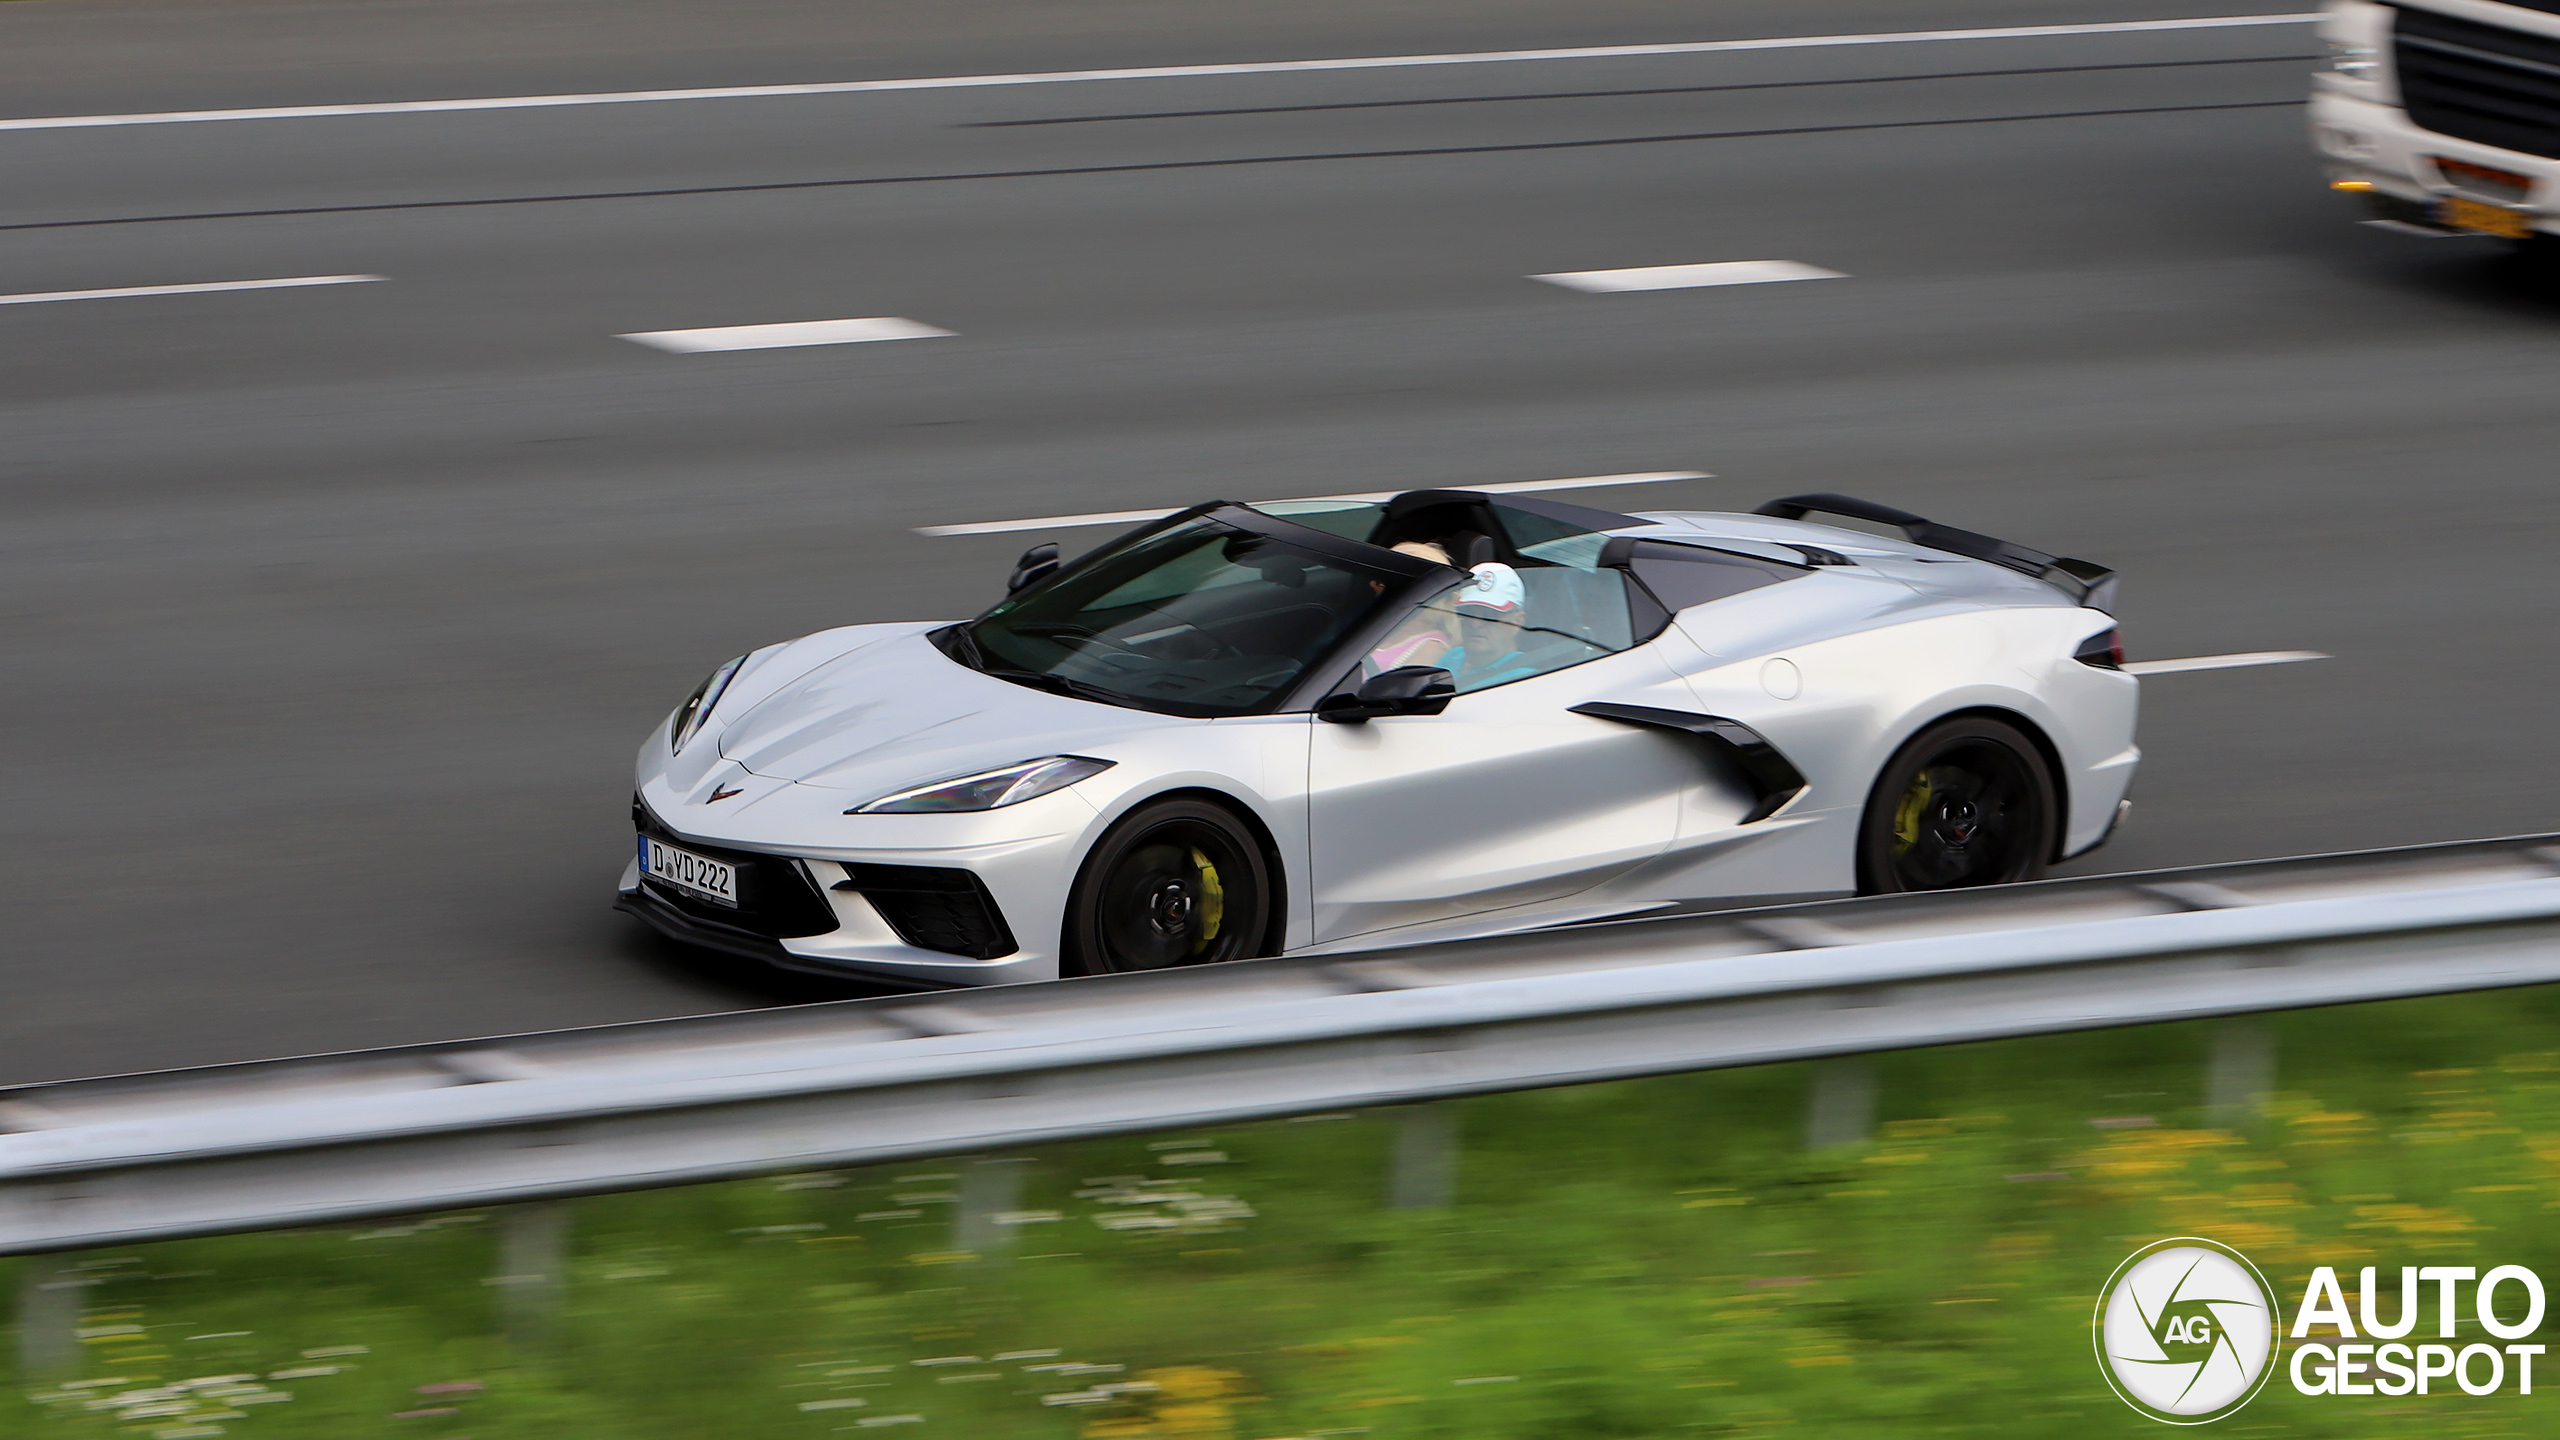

[1855,716,2059,895]
[1063,797,1274,976]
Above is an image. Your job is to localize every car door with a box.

[1304,563,1698,943]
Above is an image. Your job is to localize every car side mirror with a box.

[1318,666,1455,723]
[1007,543,1061,594]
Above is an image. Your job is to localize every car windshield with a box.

[957,517,1406,716]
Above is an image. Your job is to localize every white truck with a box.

[2311,0,2560,243]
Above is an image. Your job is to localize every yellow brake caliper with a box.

[1188,847,1225,952]
[1892,771,1933,857]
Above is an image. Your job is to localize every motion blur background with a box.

[9,0,2557,1085]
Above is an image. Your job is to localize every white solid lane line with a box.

[0,274,383,305]
[619,317,954,353]
[0,14,2317,133]
[1535,261,1845,293]
[2123,651,2329,675]
[917,471,1711,537]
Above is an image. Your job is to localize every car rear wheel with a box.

[1856,716,2057,895]
[1064,797,1273,975]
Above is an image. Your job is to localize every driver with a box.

[1450,562,1527,682]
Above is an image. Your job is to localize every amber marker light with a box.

[2332,179,2377,192]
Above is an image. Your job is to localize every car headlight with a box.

[669,655,746,754]
[852,756,1115,815]
[2327,40,2377,78]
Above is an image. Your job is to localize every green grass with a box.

[13,986,2560,1439]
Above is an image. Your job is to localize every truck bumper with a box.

[2311,89,2560,239]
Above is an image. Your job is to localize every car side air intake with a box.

[1568,703,1808,823]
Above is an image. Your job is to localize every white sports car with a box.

[618,489,2137,987]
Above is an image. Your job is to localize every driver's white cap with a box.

[1457,562,1525,617]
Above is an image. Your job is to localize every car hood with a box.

[714,627,1191,792]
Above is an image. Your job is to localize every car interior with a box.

[962,491,1811,714]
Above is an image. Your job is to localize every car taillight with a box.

[2074,628,2125,670]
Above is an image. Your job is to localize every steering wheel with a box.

[1140,621,1239,661]
[1010,622,1168,664]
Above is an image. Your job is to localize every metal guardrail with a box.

[7,833,2560,1255]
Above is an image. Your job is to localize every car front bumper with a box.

[618,796,1080,987]
[609,882,948,991]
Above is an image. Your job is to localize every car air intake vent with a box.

[836,864,1019,961]
[2392,5,2560,160]
[1610,539,1806,613]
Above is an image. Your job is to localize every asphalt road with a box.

[5,0,2557,1087]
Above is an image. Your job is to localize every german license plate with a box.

[2437,195,2534,240]
[640,835,737,906]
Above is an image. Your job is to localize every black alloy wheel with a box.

[1855,716,2058,895]
[1065,797,1273,975]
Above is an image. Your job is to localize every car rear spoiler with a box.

[1752,493,2118,613]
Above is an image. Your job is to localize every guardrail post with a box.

[15,1255,83,1377]
[492,1201,570,1349]
[954,1158,1030,1262]
[2207,1017,2276,1132]
[1387,1103,1459,1210]
[1804,1057,1878,1149]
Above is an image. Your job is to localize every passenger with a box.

[1365,542,1460,672]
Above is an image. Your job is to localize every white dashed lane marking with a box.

[0,14,2317,133]
[618,316,954,353]
[917,472,1711,537]
[0,274,383,305]
[1534,261,1846,293]
[2123,651,2329,675]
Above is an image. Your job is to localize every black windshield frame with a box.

[940,503,1460,718]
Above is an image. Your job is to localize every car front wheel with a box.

[1856,716,2058,894]
[1064,797,1273,975]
